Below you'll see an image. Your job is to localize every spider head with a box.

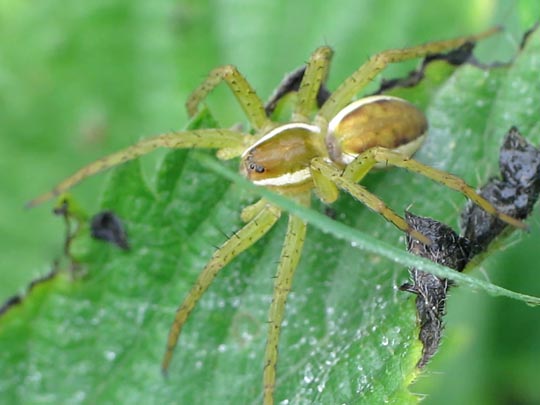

[241,123,323,188]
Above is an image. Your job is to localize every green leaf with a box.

[2,1,540,404]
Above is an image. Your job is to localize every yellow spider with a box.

[29,27,525,404]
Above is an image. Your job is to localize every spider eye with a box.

[248,162,265,173]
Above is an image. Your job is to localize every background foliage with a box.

[1,0,539,403]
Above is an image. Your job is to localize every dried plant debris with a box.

[520,21,540,49]
[376,25,540,95]
[461,127,540,256]
[91,211,130,251]
[53,198,80,257]
[402,127,540,368]
[52,198,86,274]
[377,42,480,94]
[0,268,59,317]
[379,24,540,96]
[0,295,22,317]
[264,66,331,116]
[1,208,129,318]
[400,213,471,367]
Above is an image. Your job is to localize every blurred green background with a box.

[1,0,539,403]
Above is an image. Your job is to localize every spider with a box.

[29,28,526,404]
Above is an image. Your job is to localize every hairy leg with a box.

[263,213,307,405]
[343,147,526,229]
[28,128,247,207]
[293,46,333,122]
[310,157,431,244]
[187,65,271,131]
[317,28,499,123]
[162,202,281,374]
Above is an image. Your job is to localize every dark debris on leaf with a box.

[400,212,471,367]
[2,212,129,318]
[402,127,540,368]
[520,21,540,50]
[90,211,130,251]
[0,268,59,317]
[375,33,520,95]
[461,127,540,255]
[376,42,477,94]
[0,295,22,317]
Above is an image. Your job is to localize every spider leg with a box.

[186,65,271,131]
[343,147,527,229]
[293,46,333,122]
[241,198,270,223]
[310,161,340,204]
[161,201,281,374]
[28,128,247,207]
[316,27,500,123]
[310,157,431,244]
[263,211,308,405]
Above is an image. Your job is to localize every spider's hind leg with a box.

[343,147,527,230]
[317,27,500,122]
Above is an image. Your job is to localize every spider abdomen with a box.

[326,95,428,165]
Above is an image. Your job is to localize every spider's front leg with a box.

[342,147,527,230]
[186,64,272,131]
[161,200,281,374]
[262,209,308,405]
[316,27,500,122]
[28,129,247,207]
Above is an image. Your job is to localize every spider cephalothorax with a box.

[30,27,525,404]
